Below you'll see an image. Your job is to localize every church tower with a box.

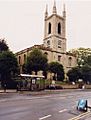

[43,2,66,53]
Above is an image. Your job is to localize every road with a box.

[0,90,91,120]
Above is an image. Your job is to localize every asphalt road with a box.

[0,90,91,120]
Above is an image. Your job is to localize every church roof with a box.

[16,44,76,57]
[15,44,52,55]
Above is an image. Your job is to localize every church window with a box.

[68,57,72,66]
[58,40,61,48]
[24,54,26,63]
[58,23,61,34]
[47,40,50,46]
[48,22,51,34]
[44,52,48,55]
[44,52,48,58]
[58,55,61,62]
[19,56,21,64]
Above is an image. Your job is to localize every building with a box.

[16,2,77,78]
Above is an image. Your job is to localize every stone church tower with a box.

[43,2,66,53]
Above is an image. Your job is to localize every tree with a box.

[49,62,64,81]
[67,48,91,84]
[81,65,91,83]
[25,48,48,75]
[67,67,82,83]
[0,39,9,52]
[67,64,91,84]
[85,55,91,66]
[0,51,18,88]
[68,47,91,66]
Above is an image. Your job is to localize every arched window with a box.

[68,57,72,66]
[48,22,51,34]
[58,40,61,48]
[44,52,48,56]
[19,56,21,64]
[47,40,50,46]
[58,55,61,62]
[24,54,26,63]
[44,52,48,59]
[58,23,61,34]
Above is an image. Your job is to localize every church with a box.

[16,2,77,78]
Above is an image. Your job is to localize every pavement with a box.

[0,88,89,96]
[0,89,65,96]
[0,89,75,96]
[0,89,17,93]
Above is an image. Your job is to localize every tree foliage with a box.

[67,48,91,84]
[68,47,91,66]
[0,39,9,52]
[25,48,48,75]
[67,65,91,83]
[49,62,64,81]
[85,55,91,66]
[67,67,82,82]
[81,65,91,83]
[0,51,18,86]
[0,39,19,88]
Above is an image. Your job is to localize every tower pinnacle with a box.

[45,4,48,19]
[53,0,57,14]
[63,4,66,18]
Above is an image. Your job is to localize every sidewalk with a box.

[0,89,72,96]
[0,88,88,96]
[0,89,64,95]
[0,89,17,93]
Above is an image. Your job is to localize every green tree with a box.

[49,62,64,81]
[68,47,91,66]
[85,55,91,66]
[0,51,18,88]
[67,48,91,84]
[67,64,91,84]
[67,67,82,82]
[0,39,9,52]
[81,64,91,83]
[25,48,48,75]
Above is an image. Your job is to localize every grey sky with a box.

[0,0,91,52]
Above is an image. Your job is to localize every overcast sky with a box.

[0,0,91,52]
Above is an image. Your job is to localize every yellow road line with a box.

[75,112,91,120]
[68,111,91,120]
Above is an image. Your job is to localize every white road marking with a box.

[39,109,67,120]
[59,109,67,113]
[39,114,52,120]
